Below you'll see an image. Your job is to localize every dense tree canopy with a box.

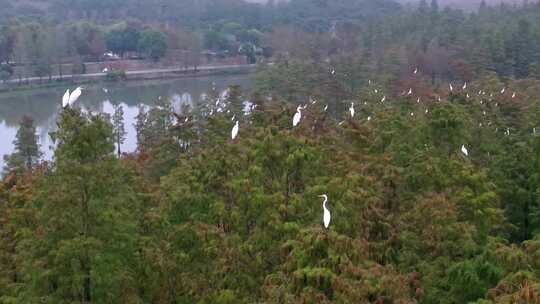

[2,62,540,301]
[2,0,540,303]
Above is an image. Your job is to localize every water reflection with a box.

[0,74,252,168]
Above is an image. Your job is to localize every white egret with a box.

[231,121,239,140]
[501,87,506,94]
[323,105,328,112]
[367,116,371,121]
[425,108,429,114]
[407,88,413,96]
[512,92,516,98]
[466,93,470,99]
[449,83,453,92]
[292,106,302,127]
[381,96,386,103]
[414,67,418,74]
[102,67,109,73]
[461,145,469,156]
[102,88,108,93]
[417,97,420,103]
[62,89,70,108]
[374,89,378,94]
[349,103,355,118]
[320,194,331,229]
[231,115,236,121]
[410,112,414,117]
[68,87,83,106]
[462,82,467,90]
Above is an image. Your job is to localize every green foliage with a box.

[105,69,126,81]
[4,2,540,302]
[104,23,141,57]
[138,30,167,61]
[3,116,41,176]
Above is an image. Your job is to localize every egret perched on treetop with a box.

[62,89,70,108]
[381,95,386,103]
[292,106,302,127]
[349,103,355,118]
[62,87,83,108]
[461,145,469,156]
[68,87,83,106]
[462,82,467,90]
[501,87,506,94]
[449,83,454,92]
[231,121,239,140]
[319,194,331,229]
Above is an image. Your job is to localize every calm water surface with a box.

[0,74,252,168]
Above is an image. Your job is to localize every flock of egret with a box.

[60,65,527,231]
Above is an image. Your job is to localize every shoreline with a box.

[0,64,257,93]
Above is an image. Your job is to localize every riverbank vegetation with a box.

[1,59,540,302]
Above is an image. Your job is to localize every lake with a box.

[0,74,252,169]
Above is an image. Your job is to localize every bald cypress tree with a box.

[3,115,41,176]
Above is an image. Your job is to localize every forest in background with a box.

[2,0,540,303]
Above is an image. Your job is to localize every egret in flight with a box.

[461,145,469,156]
[292,106,302,127]
[349,103,355,118]
[319,194,331,229]
[231,121,239,140]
